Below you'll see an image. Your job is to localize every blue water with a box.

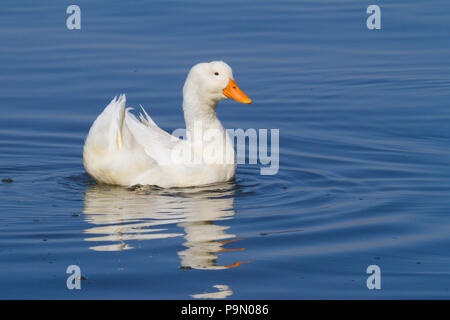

[1,0,450,299]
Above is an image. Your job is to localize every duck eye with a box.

[214,72,219,76]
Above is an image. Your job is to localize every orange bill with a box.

[223,79,252,104]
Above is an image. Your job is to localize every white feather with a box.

[83,61,239,187]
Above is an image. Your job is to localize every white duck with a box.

[83,61,252,188]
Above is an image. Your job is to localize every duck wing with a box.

[124,104,183,166]
[85,94,182,167]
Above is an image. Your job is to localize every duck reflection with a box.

[82,182,250,270]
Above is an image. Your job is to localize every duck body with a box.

[83,61,251,188]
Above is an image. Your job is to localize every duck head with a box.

[183,61,252,109]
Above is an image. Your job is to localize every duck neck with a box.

[181,82,236,167]
[183,92,225,142]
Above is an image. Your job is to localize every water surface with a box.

[1,0,450,299]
